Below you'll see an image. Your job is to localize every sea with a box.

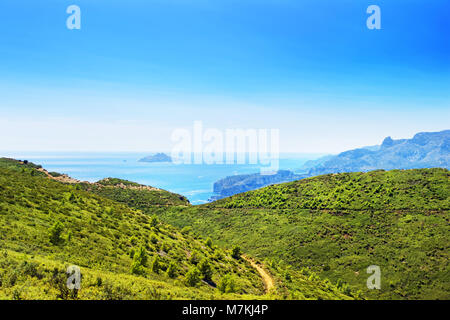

[1,152,324,205]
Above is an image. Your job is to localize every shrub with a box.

[167,262,178,278]
[134,246,148,266]
[218,274,236,293]
[150,233,158,244]
[150,216,159,229]
[284,270,292,282]
[161,242,170,253]
[189,251,200,265]
[65,230,73,243]
[181,226,192,235]
[198,258,213,281]
[129,236,138,246]
[48,221,64,245]
[19,261,40,278]
[205,238,213,248]
[131,246,148,275]
[231,246,241,259]
[130,260,145,275]
[185,267,201,287]
[151,255,161,274]
[50,268,77,299]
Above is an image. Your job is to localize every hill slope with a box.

[155,169,450,299]
[0,158,352,300]
[82,177,190,207]
[0,160,263,299]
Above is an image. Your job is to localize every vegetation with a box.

[0,158,351,300]
[48,221,64,245]
[210,169,449,210]
[154,169,450,299]
[218,274,236,294]
[81,178,189,207]
[5,158,446,300]
[232,246,242,260]
[0,160,262,299]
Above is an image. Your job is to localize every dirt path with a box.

[243,256,274,293]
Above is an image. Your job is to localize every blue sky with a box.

[0,0,449,153]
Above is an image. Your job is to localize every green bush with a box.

[150,216,159,229]
[218,275,236,293]
[198,258,213,281]
[151,255,161,274]
[131,246,148,275]
[167,262,178,278]
[48,221,64,245]
[231,246,241,259]
[205,238,213,248]
[150,233,158,244]
[185,267,201,287]
[189,251,200,265]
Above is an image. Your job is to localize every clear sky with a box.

[0,0,449,153]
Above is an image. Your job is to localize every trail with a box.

[243,256,274,294]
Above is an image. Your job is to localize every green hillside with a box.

[81,177,190,207]
[154,169,450,300]
[0,158,352,300]
[210,169,449,210]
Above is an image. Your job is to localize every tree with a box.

[69,192,76,202]
[150,233,158,244]
[48,221,64,245]
[198,258,212,281]
[150,216,159,229]
[189,251,200,265]
[218,275,236,293]
[231,246,241,259]
[284,270,292,282]
[185,267,201,287]
[134,246,148,266]
[167,262,178,278]
[131,246,147,275]
[151,255,161,274]
[205,238,213,248]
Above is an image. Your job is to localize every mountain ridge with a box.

[211,130,450,199]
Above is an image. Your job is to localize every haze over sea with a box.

[1,152,323,205]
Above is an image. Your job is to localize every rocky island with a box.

[138,153,172,163]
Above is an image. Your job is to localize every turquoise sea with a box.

[1,152,324,205]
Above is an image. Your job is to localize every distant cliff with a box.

[305,130,449,176]
[139,153,172,163]
[211,170,307,200]
[211,130,450,200]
